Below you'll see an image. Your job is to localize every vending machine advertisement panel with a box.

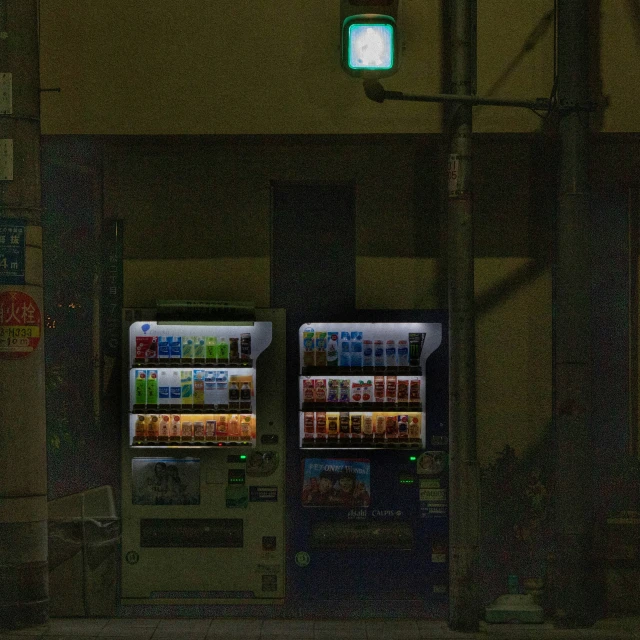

[289,315,449,616]
[121,305,286,606]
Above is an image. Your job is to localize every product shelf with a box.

[131,407,253,414]
[300,402,422,412]
[132,360,254,369]
[301,366,422,377]
[301,438,423,449]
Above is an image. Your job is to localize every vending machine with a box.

[121,304,286,606]
[289,314,449,616]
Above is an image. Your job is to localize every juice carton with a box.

[170,336,182,360]
[134,370,147,407]
[326,332,339,366]
[351,380,363,403]
[181,370,193,407]
[181,337,194,362]
[386,376,398,403]
[340,331,351,367]
[204,370,216,407]
[350,331,363,367]
[158,370,171,406]
[193,369,205,407]
[193,337,206,363]
[315,332,327,367]
[146,370,158,407]
[303,328,315,367]
[303,379,315,403]
[206,337,218,363]
[135,336,157,362]
[217,337,229,363]
[158,336,171,362]
[314,379,327,403]
[170,370,182,409]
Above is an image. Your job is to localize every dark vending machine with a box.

[289,315,449,616]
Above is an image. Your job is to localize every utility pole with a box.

[0,0,48,630]
[553,0,594,627]
[446,0,480,631]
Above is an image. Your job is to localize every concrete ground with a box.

[1,617,639,640]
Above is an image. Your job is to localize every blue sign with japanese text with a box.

[0,219,25,285]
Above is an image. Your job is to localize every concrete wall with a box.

[39,1,639,135]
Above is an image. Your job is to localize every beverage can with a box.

[410,378,421,402]
[303,379,315,403]
[409,333,425,367]
[397,414,409,438]
[229,337,240,362]
[314,379,327,403]
[397,378,409,402]
[375,414,386,436]
[327,413,339,438]
[350,414,362,436]
[316,412,327,435]
[339,412,350,437]
[240,333,252,361]
[385,414,398,437]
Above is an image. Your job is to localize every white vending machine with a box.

[121,304,286,606]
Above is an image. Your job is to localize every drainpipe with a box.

[553,0,594,627]
[446,0,480,631]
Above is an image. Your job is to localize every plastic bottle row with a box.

[301,411,423,443]
[301,329,426,368]
[132,369,253,411]
[301,376,422,406]
[132,413,255,445]
[133,333,252,365]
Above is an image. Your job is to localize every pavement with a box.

[1,617,640,640]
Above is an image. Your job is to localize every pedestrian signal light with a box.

[340,0,399,78]
[342,15,397,77]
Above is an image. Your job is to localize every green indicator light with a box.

[240,455,247,460]
[410,456,417,461]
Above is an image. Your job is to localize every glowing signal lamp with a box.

[348,23,394,70]
[341,14,397,77]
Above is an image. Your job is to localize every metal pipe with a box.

[446,0,480,632]
[552,0,595,628]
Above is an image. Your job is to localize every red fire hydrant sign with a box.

[0,290,42,359]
